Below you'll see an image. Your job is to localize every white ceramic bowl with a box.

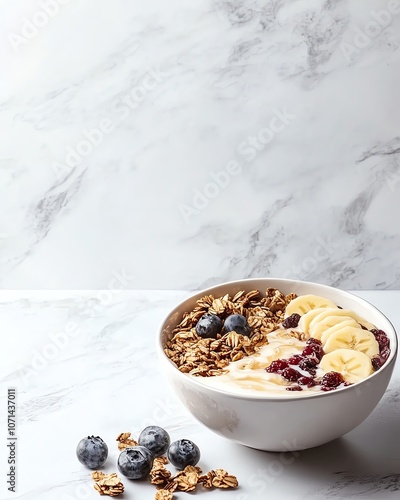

[157,279,397,451]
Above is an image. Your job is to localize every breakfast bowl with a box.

[157,278,397,451]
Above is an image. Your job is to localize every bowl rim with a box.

[157,278,398,402]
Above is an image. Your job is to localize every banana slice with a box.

[320,319,361,344]
[309,307,375,332]
[323,327,379,357]
[310,315,361,341]
[285,295,337,318]
[298,307,332,335]
[320,349,373,384]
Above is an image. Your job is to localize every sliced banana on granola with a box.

[320,349,373,384]
[285,295,337,318]
[323,326,379,357]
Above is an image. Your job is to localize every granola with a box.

[92,471,124,497]
[165,288,296,376]
[198,469,239,489]
[155,491,174,500]
[116,432,138,450]
[150,456,172,487]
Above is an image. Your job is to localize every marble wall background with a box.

[1,0,399,290]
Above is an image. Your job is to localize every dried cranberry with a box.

[372,356,383,371]
[299,357,318,372]
[302,345,324,360]
[287,354,303,365]
[320,386,337,392]
[282,367,301,382]
[306,338,322,346]
[298,376,316,387]
[282,313,301,329]
[371,328,386,336]
[321,371,345,388]
[286,385,302,391]
[380,346,390,360]
[375,333,390,350]
[266,359,289,374]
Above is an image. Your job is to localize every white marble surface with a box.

[0,289,400,499]
[1,1,400,290]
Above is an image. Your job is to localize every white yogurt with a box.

[194,329,324,397]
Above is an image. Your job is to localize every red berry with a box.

[321,371,345,388]
[287,355,303,365]
[298,376,316,387]
[306,338,322,346]
[266,359,289,374]
[299,359,317,376]
[375,333,390,350]
[302,345,324,359]
[320,386,337,392]
[372,356,383,371]
[282,367,301,382]
[381,346,390,360]
[282,314,301,329]
[286,386,302,391]
[371,329,386,336]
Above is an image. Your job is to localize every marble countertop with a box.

[1,1,400,290]
[1,289,400,499]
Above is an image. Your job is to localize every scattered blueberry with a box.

[76,436,108,469]
[195,314,223,339]
[117,446,154,479]
[282,313,301,329]
[138,426,170,457]
[224,314,250,336]
[167,439,201,470]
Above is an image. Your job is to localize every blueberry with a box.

[224,314,250,336]
[195,314,223,339]
[117,446,154,479]
[76,436,108,469]
[167,439,200,470]
[138,426,170,457]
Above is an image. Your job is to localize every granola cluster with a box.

[165,288,296,376]
[92,472,124,497]
[150,455,238,497]
[116,432,139,451]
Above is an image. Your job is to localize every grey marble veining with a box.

[0,1,399,289]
